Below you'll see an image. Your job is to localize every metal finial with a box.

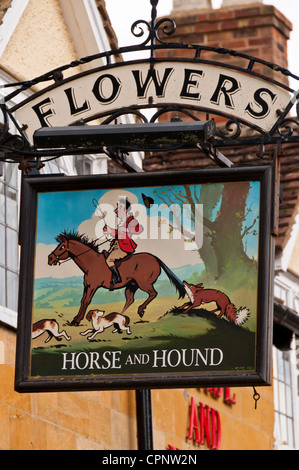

[131,0,176,56]
[150,0,159,10]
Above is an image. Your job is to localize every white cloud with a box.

[35,189,204,280]
[35,243,82,279]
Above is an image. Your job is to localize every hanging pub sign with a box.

[15,165,274,392]
[10,60,293,143]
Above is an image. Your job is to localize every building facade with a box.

[0,0,297,450]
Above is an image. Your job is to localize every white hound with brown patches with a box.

[32,319,71,343]
[80,309,131,340]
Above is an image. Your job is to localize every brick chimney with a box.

[159,1,292,86]
[221,0,262,5]
[173,0,212,11]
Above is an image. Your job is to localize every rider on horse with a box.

[103,197,143,289]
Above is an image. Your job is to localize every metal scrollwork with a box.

[131,20,152,47]
[277,118,299,138]
[215,119,242,141]
[154,18,176,45]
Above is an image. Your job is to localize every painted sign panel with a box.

[11,60,292,143]
[15,167,274,392]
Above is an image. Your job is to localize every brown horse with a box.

[48,231,185,326]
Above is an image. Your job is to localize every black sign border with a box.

[15,165,274,392]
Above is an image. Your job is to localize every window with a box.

[273,344,297,449]
[0,162,19,312]
[0,150,71,316]
[74,155,93,175]
[43,157,70,175]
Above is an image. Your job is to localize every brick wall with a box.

[0,325,138,450]
[0,325,274,450]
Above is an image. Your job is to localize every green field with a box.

[31,287,256,377]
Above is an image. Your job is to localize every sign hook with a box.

[253,386,261,410]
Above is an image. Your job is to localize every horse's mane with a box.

[56,230,100,253]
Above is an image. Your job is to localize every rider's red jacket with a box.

[109,215,143,253]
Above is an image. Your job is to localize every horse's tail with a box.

[155,257,185,299]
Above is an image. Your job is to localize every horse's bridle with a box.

[50,240,70,264]
[50,236,110,265]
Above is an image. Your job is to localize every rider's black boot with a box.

[109,266,122,290]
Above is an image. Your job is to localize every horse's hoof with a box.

[70,320,80,326]
[138,311,144,318]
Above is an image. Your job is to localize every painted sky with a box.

[35,181,260,279]
[36,182,260,244]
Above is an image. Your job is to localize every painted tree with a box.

[156,181,258,287]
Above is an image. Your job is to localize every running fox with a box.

[179,281,250,326]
